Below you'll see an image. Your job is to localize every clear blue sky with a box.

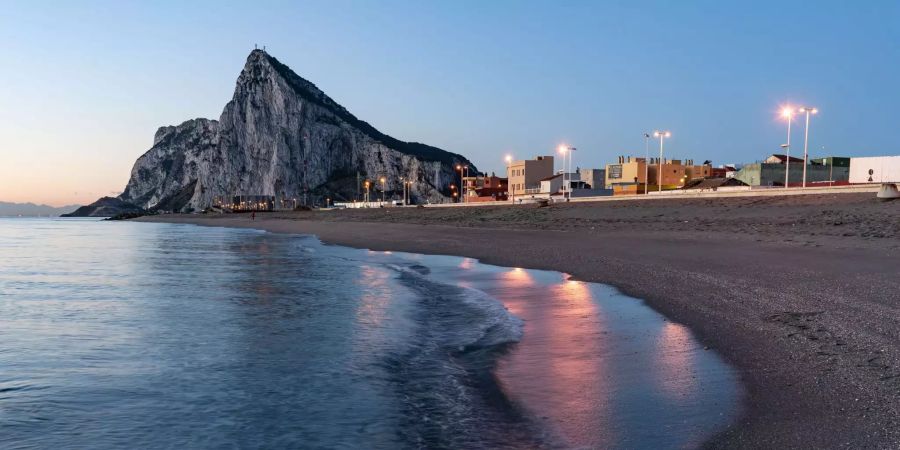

[2,0,898,205]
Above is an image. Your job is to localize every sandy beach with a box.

[138,192,900,448]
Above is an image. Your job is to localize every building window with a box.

[609,165,622,179]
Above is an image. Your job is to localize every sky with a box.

[1,0,899,206]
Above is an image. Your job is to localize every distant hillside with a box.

[0,201,82,217]
[60,197,144,218]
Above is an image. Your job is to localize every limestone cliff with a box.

[118,50,474,212]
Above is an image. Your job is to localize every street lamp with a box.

[380,177,386,205]
[653,131,671,193]
[558,145,576,201]
[797,106,818,188]
[781,106,795,188]
[643,133,651,195]
[455,165,469,203]
[557,145,567,201]
[364,181,370,206]
[505,155,513,202]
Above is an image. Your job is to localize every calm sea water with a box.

[0,218,739,449]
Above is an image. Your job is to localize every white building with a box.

[849,156,900,183]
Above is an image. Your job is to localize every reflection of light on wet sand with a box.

[501,267,533,285]
[494,275,617,448]
[354,265,389,327]
[655,321,698,399]
[458,258,476,270]
[496,268,534,316]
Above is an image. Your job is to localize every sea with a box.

[0,218,740,449]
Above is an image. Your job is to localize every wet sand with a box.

[137,192,900,448]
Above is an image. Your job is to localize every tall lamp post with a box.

[380,177,386,205]
[557,146,567,199]
[505,155,513,202]
[797,106,818,188]
[781,107,794,188]
[364,181,370,206]
[557,145,576,201]
[455,164,469,203]
[403,179,411,205]
[643,133,651,195]
[464,165,469,203]
[653,131,671,193]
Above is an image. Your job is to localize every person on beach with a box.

[251,212,256,221]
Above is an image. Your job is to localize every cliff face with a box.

[118,50,473,212]
[119,118,219,210]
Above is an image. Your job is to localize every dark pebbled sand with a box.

[138,193,900,448]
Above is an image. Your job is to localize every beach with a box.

[138,192,900,448]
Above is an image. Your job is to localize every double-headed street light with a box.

[557,145,576,201]
[653,131,671,193]
[401,178,411,205]
[796,106,818,188]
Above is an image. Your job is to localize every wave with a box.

[382,263,555,449]
[388,263,524,351]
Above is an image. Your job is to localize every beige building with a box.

[507,155,554,199]
[605,156,712,195]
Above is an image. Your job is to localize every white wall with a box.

[849,156,900,183]
[540,176,563,194]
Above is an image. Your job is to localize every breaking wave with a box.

[382,263,555,449]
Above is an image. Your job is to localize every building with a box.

[462,173,509,202]
[578,168,606,189]
[734,154,850,187]
[230,195,276,211]
[849,156,900,183]
[765,154,805,164]
[711,165,738,178]
[528,172,611,199]
[605,156,712,195]
[507,155,554,199]
[539,173,565,196]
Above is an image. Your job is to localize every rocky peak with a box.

[152,118,218,147]
[115,50,476,213]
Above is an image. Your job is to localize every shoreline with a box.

[136,193,900,448]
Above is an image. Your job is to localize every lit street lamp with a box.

[455,164,469,203]
[653,131,671,193]
[380,177,386,205]
[781,106,794,188]
[557,145,576,201]
[797,106,818,188]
